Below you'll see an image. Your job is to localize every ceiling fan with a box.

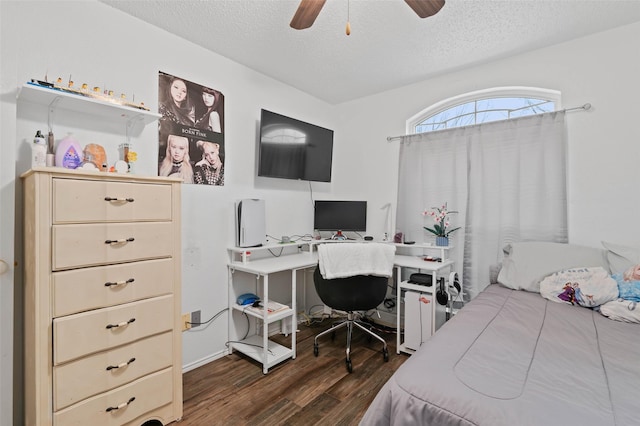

[290,0,445,32]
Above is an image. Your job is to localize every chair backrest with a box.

[313,265,388,312]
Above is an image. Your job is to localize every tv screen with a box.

[258,109,334,182]
[314,201,367,232]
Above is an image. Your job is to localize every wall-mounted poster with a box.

[158,71,225,185]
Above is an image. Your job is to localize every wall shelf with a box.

[17,83,160,126]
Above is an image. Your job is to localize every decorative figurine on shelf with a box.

[29,74,150,111]
[82,143,107,171]
[119,143,138,174]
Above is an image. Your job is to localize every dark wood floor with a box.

[180,319,408,425]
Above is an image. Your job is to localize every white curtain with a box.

[396,112,567,299]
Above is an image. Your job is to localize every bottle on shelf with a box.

[31,130,47,168]
[55,133,82,169]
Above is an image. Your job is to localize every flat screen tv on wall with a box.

[258,109,334,182]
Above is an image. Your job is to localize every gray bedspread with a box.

[361,284,640,426]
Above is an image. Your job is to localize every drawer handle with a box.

[106,357,136,371]
[105,237,135,244]
[106,318,136,329]
[106,397,136,412]
[104,196,135,203]
[104,278,135,287]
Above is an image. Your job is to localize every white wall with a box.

[2,1,639,425]
[336,21,640,249]
[1,1,339,424]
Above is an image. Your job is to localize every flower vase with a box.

[436,236,449,247]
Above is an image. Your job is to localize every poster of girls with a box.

[158,71,225,185]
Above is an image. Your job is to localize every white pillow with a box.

[602,241,640,274]
[497,242,608,293]
[600,298,640,323]
[539,266,618,307]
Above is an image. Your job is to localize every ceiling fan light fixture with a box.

[290,0,327,30]
[290,0,445,32]
[345,0,351,35]
[404,0,445,19]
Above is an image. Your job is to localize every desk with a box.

[394,255,454,355]
[227,242,455,369]
[228,247,317,374]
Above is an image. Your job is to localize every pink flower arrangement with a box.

[422,203,460,237]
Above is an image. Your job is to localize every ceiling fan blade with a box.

[290,0,327,30]
[404,0,445,18]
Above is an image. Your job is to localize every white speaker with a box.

[236,199,266,248]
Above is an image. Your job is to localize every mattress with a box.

[361,284,640,426]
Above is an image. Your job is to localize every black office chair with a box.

[312,265,390,373]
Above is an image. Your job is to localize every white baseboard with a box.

[182,349,229,373]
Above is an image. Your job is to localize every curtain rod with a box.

[386,103,592,142]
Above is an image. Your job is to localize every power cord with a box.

[225,306,272,354]
[266,234,314,244]
[187,307,229,327]
[267,247,285,257]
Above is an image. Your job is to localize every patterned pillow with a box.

[612,264,640,302]
[540,266,618,307]
[600,298,640,323]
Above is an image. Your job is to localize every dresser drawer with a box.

[54,295,173,364]
[53,178,172,224]
[53,332,173,410]
[52,258,174,317]
[52,222,173,271]
[53,368,173,426]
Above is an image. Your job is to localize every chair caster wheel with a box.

[346,359,353,373]
[383,347,389,362]
[313,343,319,357]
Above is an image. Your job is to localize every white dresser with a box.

[22,168,182,426]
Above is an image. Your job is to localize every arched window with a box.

[407,87,561,134]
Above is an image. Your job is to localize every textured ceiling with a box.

[100,0,640,105]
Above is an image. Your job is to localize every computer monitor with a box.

[313,201,367,234]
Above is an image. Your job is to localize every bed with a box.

[361,242,640,426]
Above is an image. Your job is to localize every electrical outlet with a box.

[181,313,191,331]
[191,310,201,328]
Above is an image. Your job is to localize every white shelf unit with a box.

[227,242,314,264]
[17,82,160,126]
[394,251,454,355]
[232,302,294,323]
[391,242,451,262]
[228,335,296,369]
[227,248,317,374]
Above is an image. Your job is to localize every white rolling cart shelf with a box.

[227,244,317,374]
[393,243,455,355]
